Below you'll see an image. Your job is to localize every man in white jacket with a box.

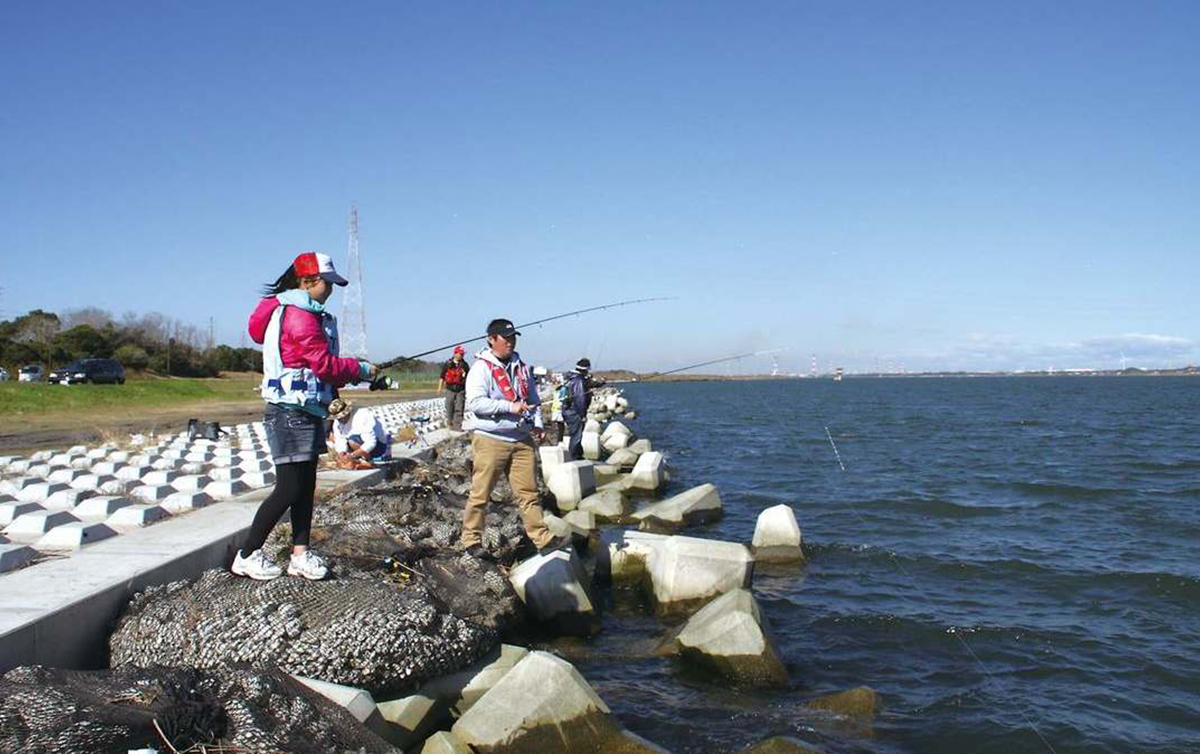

[461,318,565,560]
[328,398,392,467]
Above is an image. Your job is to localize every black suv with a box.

[48,358,126,385]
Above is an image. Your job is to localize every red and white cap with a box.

[293,251,349,287]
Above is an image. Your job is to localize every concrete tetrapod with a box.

[421,731,472,754]
[538,446,566,484]
[628,451,667,492]
[581,431,603,461]
[606,448,640,467]
[632,482,723,532]
[647,535,754,612]
[451,651,622,753]
[412,643,529,719]
[751,504,805,563]
[577,487,630,523]
[670,588,788,685]
[508,549,598,635]
[546,460,596,511]
[291,675,397,745]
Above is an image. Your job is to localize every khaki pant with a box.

[462,433,553,549]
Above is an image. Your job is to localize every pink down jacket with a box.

[247,297,361,386]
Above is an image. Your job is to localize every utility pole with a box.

[208,317,215,350]
[340,204,369,359]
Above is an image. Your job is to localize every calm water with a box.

[573,377,1200,754]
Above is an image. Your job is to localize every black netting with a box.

[0,664,393,753]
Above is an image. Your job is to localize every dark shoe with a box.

[537,536,574,556]
[465,544,496,562]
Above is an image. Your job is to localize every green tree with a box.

[54,325,114,361]
[113,343,149,370]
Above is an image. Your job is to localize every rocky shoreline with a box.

[0,388,876,753]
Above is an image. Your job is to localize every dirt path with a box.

[0,389,439,456]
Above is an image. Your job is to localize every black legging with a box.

[240,460,317,556]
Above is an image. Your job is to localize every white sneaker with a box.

[231,549,283,581]
[287,550,328,580]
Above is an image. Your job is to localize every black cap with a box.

[487,318,521,338]
[575,358,591,373]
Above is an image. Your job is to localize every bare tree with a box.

[61,307,114,330]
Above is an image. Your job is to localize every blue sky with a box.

[2,1,1197,373]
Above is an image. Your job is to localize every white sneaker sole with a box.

[287,565,327,580]
[231,562,282,581]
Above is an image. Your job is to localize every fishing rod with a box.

[374,297,676,372]
[639,347,789,381]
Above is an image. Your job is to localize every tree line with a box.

[0,307,263,378]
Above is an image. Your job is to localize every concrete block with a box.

[647,535,754,612]
[115,465,154,483]
[4,510,79,543]
[584,418,602,434]
[578,487,629,522]
[98,479,128,495]
[239,459,273,472]
[632,483,723,532]
[73,495,136,522]
[27,463,54,479]
[0,502,45,527]
[162,491,215,514]
[142,469,181,486]
[543,513,590,541]
[34,522,119,551]
[106,450,131,463]
[627,438,652,455]
[629,451,667,491]
[18,482,71,503]
[602,431,632,453]
[292,676,394,743]
[5,460,33,475]
[105,504,170,533]
[421,731,472,754]
[179,462,206,475]
[184,451,215,463]
[0,544,37,573]
[508,549,598,634]
[451,651,619,752]
[0,456,14,471]
[204,480,251,499]
[581,431,602,460]
[563,509,597,532]
[68,445,88,455]
[547,461,597,511]
[751,504,804,563]
[419,644,531,717]
[69,474,118,491]
[30,451,54,462]
[43,489,96,511]
[241,471,275,488]
[85,447,110,460]
[131,485,175,503]
[90,461,127,476]
[671,588,788,685]
[606,448,640,467]
[538,446,566,483]
[1,477,44,496]
[69,456,94,470]
[151,458,184,471]
[209,466,244,481]
[597,529,670,583]
[170,474,212,493]
[377,693,447,749]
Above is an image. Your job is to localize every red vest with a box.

[443,362,467,386]
[482,358,529,402]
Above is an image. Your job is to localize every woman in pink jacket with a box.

[232,252,377,581]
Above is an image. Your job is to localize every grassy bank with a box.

[0,375,258,416]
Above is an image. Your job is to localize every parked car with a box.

[0,367,8,382]
[47,358,126,385]
[18,365,44,382]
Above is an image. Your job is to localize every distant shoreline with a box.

[601,368,1200,383]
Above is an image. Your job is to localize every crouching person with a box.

[461,318,569,561]
[328,398,392,468]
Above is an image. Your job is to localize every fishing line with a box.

[820,419,1058,754]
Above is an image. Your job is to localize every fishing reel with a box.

[369,375,395,391]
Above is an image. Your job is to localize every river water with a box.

[570,376,1200,753]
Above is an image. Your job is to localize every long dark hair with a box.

[261,265,300,296]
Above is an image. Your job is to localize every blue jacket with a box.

[464,348,543,442]
[563,372,590,419]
